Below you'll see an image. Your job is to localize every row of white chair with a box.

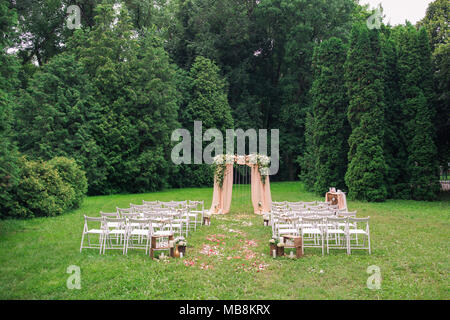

[80,216,177,255]
[273,215,371,256]
[80,200,207,256]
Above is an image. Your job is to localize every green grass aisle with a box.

[0,182,448,299]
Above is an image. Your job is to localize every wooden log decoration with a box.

[295,237,303,258]
[178,245,186,256]
[276,245,285,257]
[203,217,211,226]
[270,243,277,256]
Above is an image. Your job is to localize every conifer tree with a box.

[397,26,440,200]
[381,31,409,198]
[15,3,179,194]
[344,24,387,202]
[176,56,234,187]
[0,1,20,216]
[302,37,349,194]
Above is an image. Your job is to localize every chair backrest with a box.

[116,207,133,217]
[143,203,162,210]
[349,217,370,231]
[172,200,187,207]
[122,212,140,220]
[301,217,322,228]
[316,211,333,218]
[130,203,148,213]
[104,217,126,228]
[83,215,104,231]
[289,204,304,211]
[100,211,119,218]
[326,216,347,229]
[128,218,151,231]
[337,210,357,218]
[272,206,288,214]
[142,211,161,220]
[143,200,159,206]
[151,207,170,214]
[162,202,180,209]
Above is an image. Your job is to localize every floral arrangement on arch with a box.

[212,153,271,186]
[212,154,235,188]
[248,153,271,184]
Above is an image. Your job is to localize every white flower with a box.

[236,155,246,164]
[248,153,258,164]
[259,167,270,176]
[225,154,235,164]
[269,239,276,244]
[213,154,224,164]
[277,242,285,247]
[258,155,270,166]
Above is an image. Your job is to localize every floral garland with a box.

[212,154,271,186]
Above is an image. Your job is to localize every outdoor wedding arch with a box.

[209,154,272,215]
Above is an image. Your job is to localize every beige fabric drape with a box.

[210,164,233,214]
[250,165,272,214]
[209,162,272,215]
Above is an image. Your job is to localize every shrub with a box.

[9,157,74,218]
[48,157,88,209]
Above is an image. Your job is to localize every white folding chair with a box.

[168,209,186,237]
[80,216,106,254]
[325,217,349,254]
[276,216,300,238]
[300,217,325,256]
[188,200,206,226]
[125,218,152,255]
[348,217,371,254]
[103,217,127,254]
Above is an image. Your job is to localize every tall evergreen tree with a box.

[397,25,440,200]
[418,0,450,175]
[0,0,21,216]
[174,56,234,187]
[344,24,387,202]
[16,3,180,195]
[301,37,349,194]
[381,30,409,198]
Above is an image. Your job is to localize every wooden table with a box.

[150,234,174,258]
[281,235,303,258]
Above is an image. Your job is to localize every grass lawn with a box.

[0,181,449,299]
